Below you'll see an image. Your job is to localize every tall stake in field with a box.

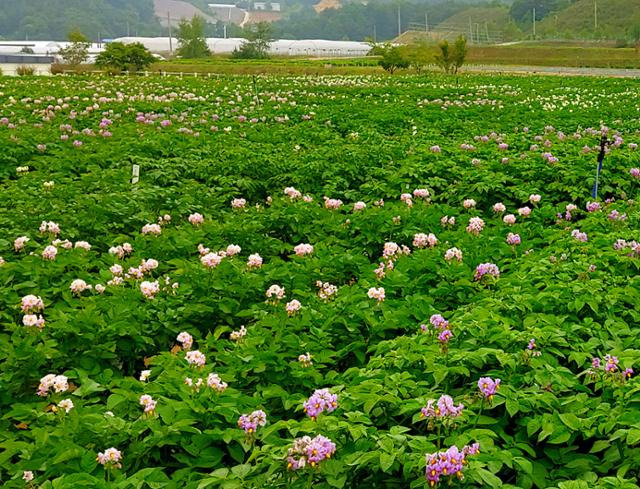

[591,135,610,200]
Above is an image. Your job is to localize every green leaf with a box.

[231,464,251,479]
[589,440,610,453]
[477,468,503,488]
[627,428,640,445]
[514,457,533,475]
[559,413,581,431]
[379,452,396,473]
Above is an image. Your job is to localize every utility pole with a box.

[127,21,130,37]
[594,0,598,30]
[397,6,401,37]
[485,22,490,43]
[425,12,428,32]
[469,17,473,43]
[532,7,536,39]
[167,12,173,53]
[373,24,377,42]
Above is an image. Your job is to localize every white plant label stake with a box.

[132,164,140,185]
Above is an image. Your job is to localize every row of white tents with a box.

[0,38,372,58]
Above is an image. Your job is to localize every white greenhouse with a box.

[114,37,371,57]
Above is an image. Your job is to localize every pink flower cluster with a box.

[23,314,45,328]
[571,229,588,242]
[298,352,313,367]
[231,198,247,209]
[266,284,286,301]
[207,373,228,392]
[247,253,263,268]
[608,210,627,221]
[367,287,385,302]
[413,188,430,200]
[139,394,157,414]
[303,388,338,420]
[21,295,44,313]
[323,197,343,210]
[353,201,366,211]
[141,223,162,235]
[478,377,501,400]
[201,252,224,269]
[188,213,204,225]
[287,435,336,470]
[586,201,601,212]
[177,331,193,350]
[474,263,500,281]
[70,279,91,295]
[238,410,267,433]
[284,186,302,199]
[413,233,438,249]
[316,281,338,301]
[400,193,413,207]
[140,280,160,299]
[444,247,463,263]
[186,350,206,367]
[382,242,410,260]
[286,299,302,316]
[97,447,122,468]
[14,236,30,251]
[492,202,506,213]
[109,243,133,259]
[230,325,247,341]
[294,243,314,256]
[37,374,69,396]
[42,245,57,260]
[466,217,485,235]
[39,221,60,235]
[506,233,521,246]
[463,199,476,209]
[630,168,640,179]
[425,444,479,487]
[420,394,464,419]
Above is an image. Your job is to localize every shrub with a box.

[95,42,155,73]
[377,44,410,74]
[16,65,36,76]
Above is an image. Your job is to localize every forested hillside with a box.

[0,0,162,40]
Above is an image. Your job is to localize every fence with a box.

[406,23,505,44]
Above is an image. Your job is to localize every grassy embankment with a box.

[151,43,640,75]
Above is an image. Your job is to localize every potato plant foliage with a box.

[0,74,639,489]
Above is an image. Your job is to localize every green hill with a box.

[0,0,162,40]
[434,6,521,42]
[537,0,640,40]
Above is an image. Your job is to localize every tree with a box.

[177,15,211,59]
[398,42,430,74]
[95,42,156,72]
[377,44,409,74]
[451,35,467,75]
[434,35,467,74]
[232,22,273,59]
[58,29,90,66]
